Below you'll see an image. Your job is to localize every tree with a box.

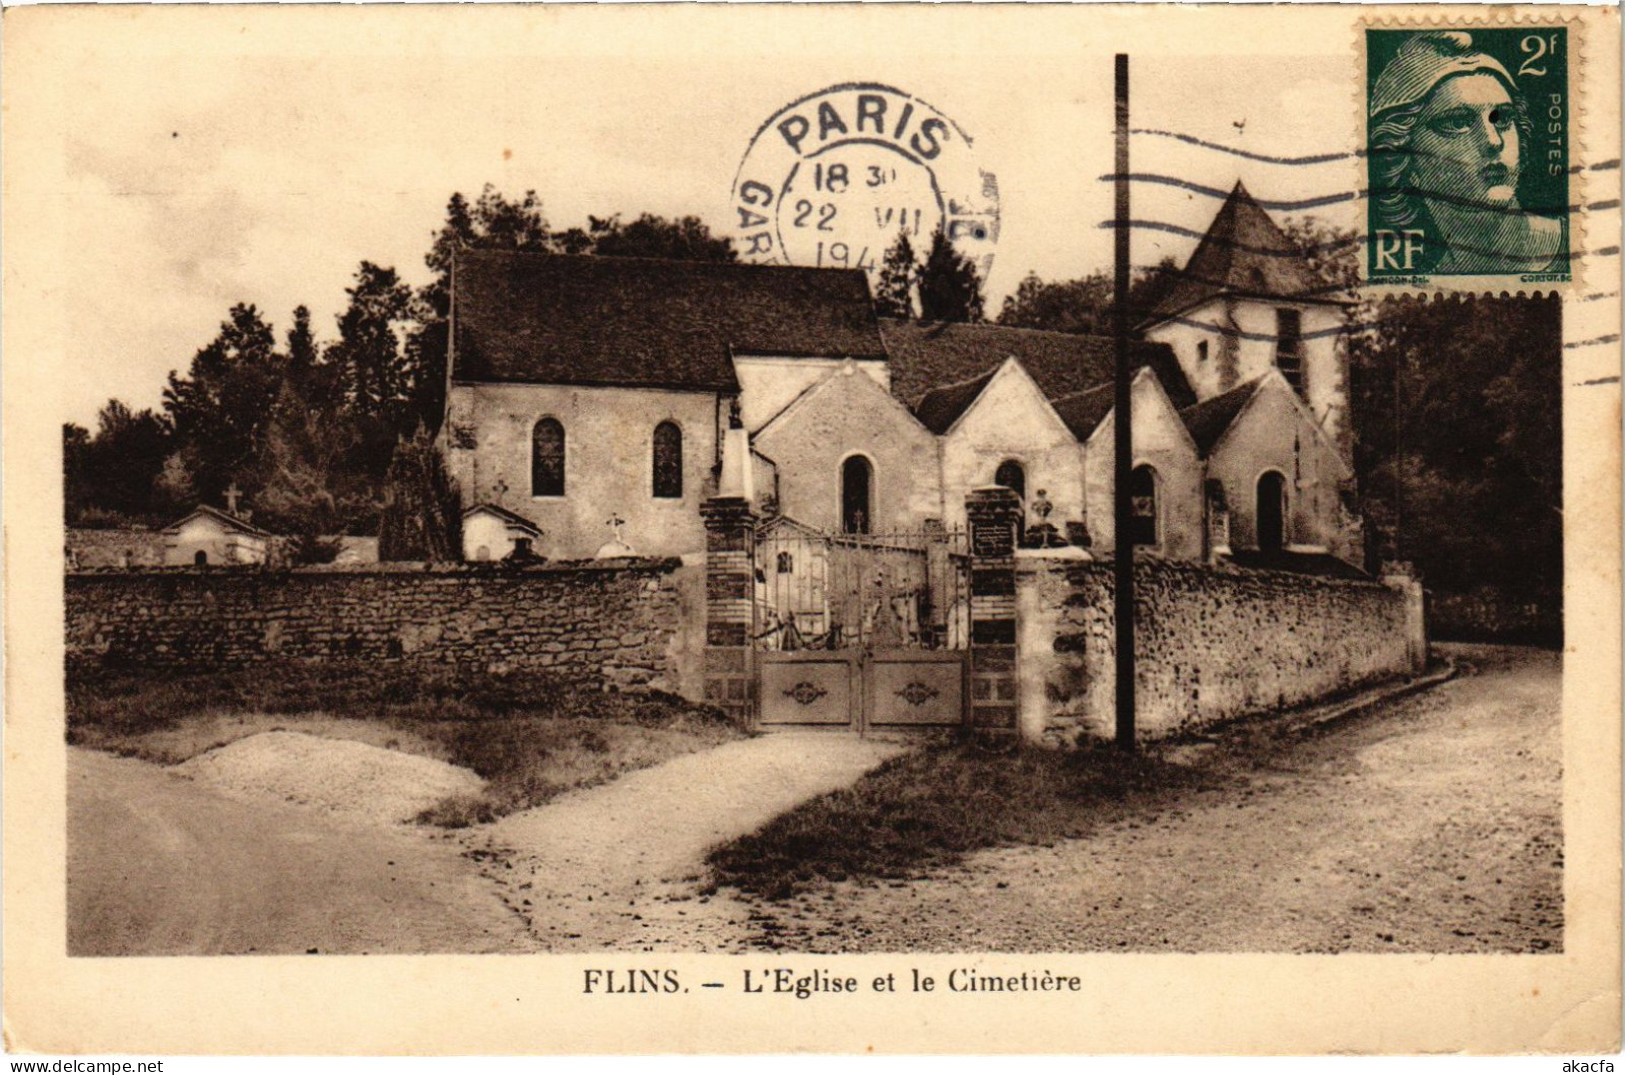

[253,381,367,561]
[916,226,984,323]
[63,423,92,521]
[285,305,319,387]
[67,400,174,523]
[575,213,736,262]
[377,424,462,562]
[995,258,1178,335]
[873,229,917,318]
[162,303,283,503]
[326,262,418,426]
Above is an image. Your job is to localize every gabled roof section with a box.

[912,366,998,435]
[1180,377,1263,456]
[879,319,1196,411]
[463,502,542,534]
[452,252,886,392]
[1049,383,1116,441]
[1145,182,1333,325]
[753,360,932,445]
[162,504,273,538]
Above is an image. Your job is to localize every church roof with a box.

[879,319,1195,412]
[911,367,999,434]
[1049,383,1117,440]
[452,252,886,392]
[1179,377,1263,456]
[1144,182,1334,325]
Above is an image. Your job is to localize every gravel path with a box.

[741,645,1562,953]
[464,731,907,951]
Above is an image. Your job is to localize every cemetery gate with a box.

[752,521,971,730]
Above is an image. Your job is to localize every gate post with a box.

[966,486,1023,736]
[701,495,757,726]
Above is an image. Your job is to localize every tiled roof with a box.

[452,252,886,392]
[464,502,541,533]
[161,504,273,538]
[912,367,999,434]
[879,319,1195,411]
[1049,383,1118,440]
[1146,182,1331,324]
[1179,377,1261,456]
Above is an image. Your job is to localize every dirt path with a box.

[68,748,535,955]
[465,731,907,951]
[745,645,1562,953]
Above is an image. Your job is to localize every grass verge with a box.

[706,738,1207,900]
[68,660,742,824]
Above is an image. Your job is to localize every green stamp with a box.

[1366,26,1570,284]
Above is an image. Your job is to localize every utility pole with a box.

[1112,53,1136,751]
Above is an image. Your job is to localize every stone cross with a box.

[606,513,625,543]
[223,482,243,516]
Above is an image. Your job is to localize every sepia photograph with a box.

[4,1,1619,1056]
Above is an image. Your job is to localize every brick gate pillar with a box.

[965,486,1022,734]
[701,495,757,725]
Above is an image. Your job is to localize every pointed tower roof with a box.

[1144,182,1335,325]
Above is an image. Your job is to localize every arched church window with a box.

[841,455,873,535]
[652,421,683,499]
[776,551,794,575]
[532,418,565,497]
[1257,471,1287,554]
[1129,465,1159,547]
[994,460,1026,501]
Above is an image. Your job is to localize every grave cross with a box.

[223,482,243,516]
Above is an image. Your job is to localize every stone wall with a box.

[66,528,165,568]
[65,558,702,698]
[1017,556,1425,744]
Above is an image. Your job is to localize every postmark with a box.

[729,82,999,280]
[1363,23,1574,290]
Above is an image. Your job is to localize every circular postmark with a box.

[729,82,999,279]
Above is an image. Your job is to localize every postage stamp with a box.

[729,82,999,281]
[1363,22,1575,290]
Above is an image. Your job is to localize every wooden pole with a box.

[1113,53,1136,751]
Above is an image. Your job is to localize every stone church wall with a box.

[1016,557,1424,744]
[65,559,703,699]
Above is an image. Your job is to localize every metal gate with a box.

[753,520,970,731]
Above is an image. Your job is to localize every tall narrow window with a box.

[1128,465,1159,547]
[994,460,1026,501]
[841,455,873,534]
[1257,471,1287,553]
[652,421,683,499]
[531,418,565,497]
[1197,340,1209,366]
[1275,308,1303,391]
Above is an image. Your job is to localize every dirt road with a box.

[469,731,907,951]
[747,645,1563,953]
[68,749,534,955]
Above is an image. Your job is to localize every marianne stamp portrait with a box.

[1365,26,1571,283]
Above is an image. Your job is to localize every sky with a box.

[8,6,1360,429]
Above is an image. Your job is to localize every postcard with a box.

[4,2,1619,1055]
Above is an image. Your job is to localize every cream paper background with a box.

[3,3,1619,1055]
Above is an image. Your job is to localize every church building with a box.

[440,183,1361,571]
